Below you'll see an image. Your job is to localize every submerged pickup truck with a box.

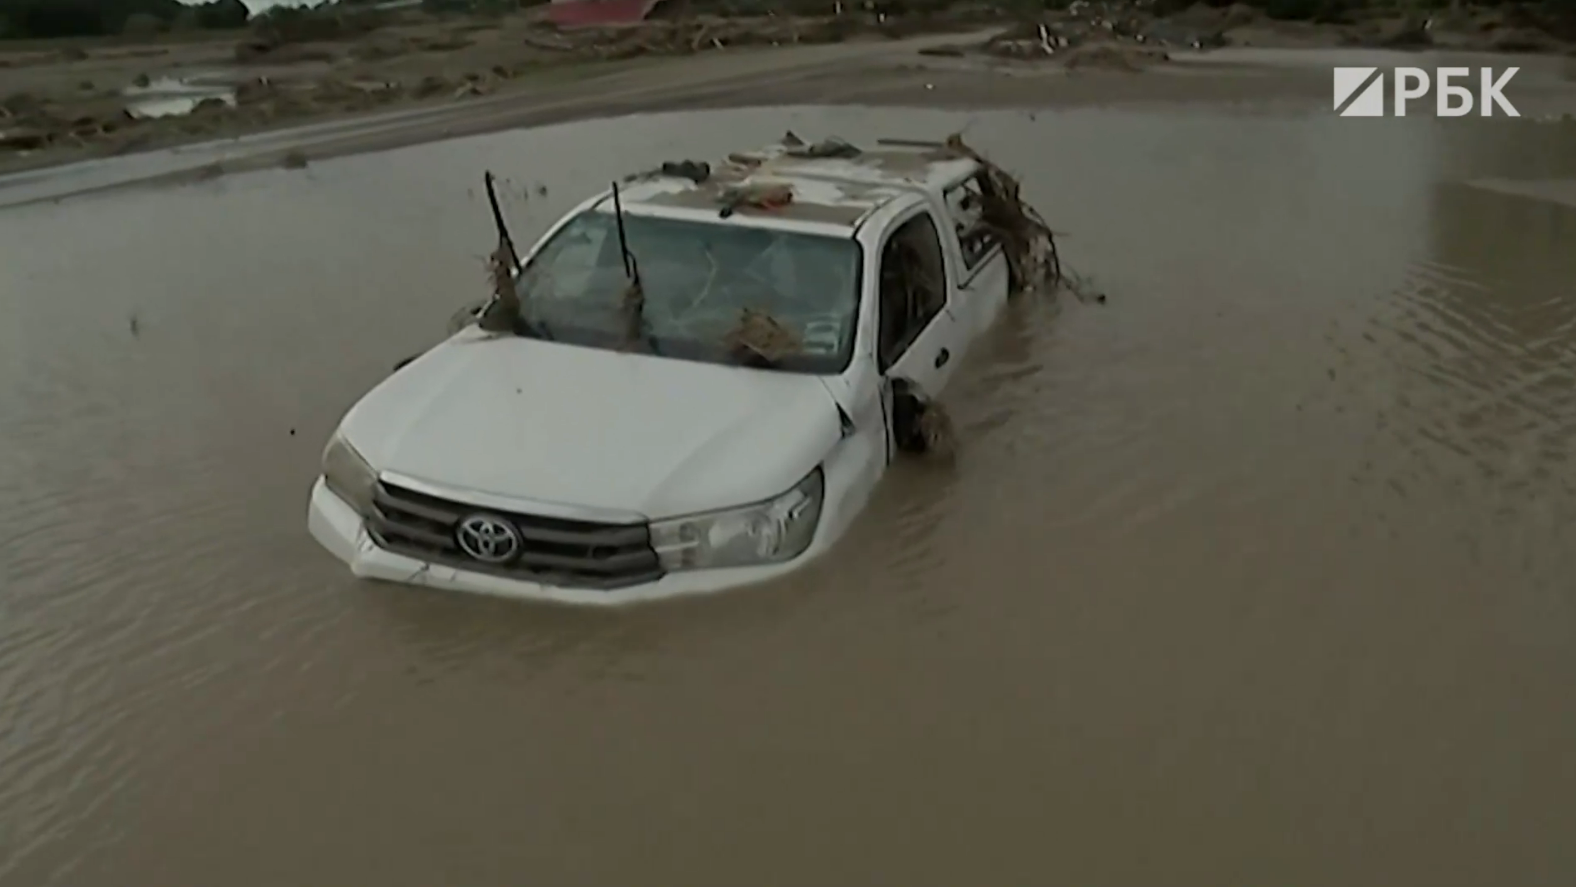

[308,134,1051,605]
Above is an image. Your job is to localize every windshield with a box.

[513,210,862,373]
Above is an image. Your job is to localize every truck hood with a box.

[339,333,843,519]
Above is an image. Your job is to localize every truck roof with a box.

[608,137,983,235]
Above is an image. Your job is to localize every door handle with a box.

[934,348,951,369]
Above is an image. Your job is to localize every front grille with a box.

[367,481,663,590]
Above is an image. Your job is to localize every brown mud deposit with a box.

[3,0,1574,174]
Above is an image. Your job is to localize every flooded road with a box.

[2,105,1575,885]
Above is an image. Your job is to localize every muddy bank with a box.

[0,7,967,172]
[3,1,1574,175]
[5,37,1574,209]
[925,0,1576,69]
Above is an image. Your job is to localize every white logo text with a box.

[1334,67,1520,117]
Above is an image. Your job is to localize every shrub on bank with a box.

[0,0,249,39]
[247,5,390,44]
[120,11,163,35]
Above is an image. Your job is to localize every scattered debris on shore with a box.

[914,0,1576,69]
[4,0,1572,167]
[520,14,874,59]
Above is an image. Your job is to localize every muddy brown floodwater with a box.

[2,105,1576,886]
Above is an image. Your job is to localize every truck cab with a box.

[307,136,1015,605]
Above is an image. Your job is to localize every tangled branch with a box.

[475,241,519,334]
[917,401,957,460]
[619,279,646,351]
[943,133,1063,295]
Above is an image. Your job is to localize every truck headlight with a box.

[650,468,824,571]
[322,433,377,517]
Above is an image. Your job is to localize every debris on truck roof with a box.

[717,182,794,218]
[610,131,990,231]
[605,132,1069,301]
[461,132,1080,363]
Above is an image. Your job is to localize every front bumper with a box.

[306,478,805,606]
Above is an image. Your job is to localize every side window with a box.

[946,173,999,272]
[877,211,948,372]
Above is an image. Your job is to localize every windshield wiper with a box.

[484,170,520,268]
[478,169,544,338]
[612,181,643,348]
[608,181,660,355]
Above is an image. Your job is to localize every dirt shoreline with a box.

[4,37,1575,208]
[3,2,1574,181]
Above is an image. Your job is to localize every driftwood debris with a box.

[941,133,1063,295]
[618,279,646,351]
[476,169,523,334]
[623,159,711,184]
[725,307,803,366]
[917,400,957,460]
[476,242,519,333]
[717,182,794,218]
[890,379,956,460]
[784,136,861,159]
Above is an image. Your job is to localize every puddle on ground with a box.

[121,75,236,120]
[1,106,1575,887]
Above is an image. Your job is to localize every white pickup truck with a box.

[308,135,1029,605]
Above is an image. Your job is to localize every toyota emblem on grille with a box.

[455,513,522,564]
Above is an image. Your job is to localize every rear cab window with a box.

[943,173,1000,276]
